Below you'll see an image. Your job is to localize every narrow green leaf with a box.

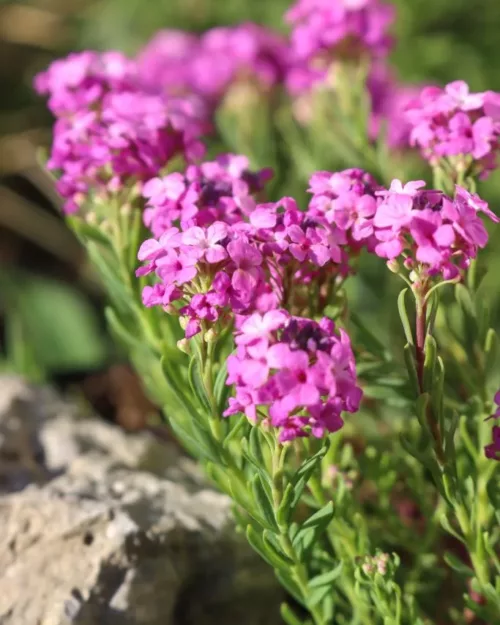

[404,343,420,395]
[168,419,214,462]
[69,217,111,246]
[308,584,331,609]
[397,289,414,346]
[484,328,499,383]
[309,561,344,588]
[188,356,212,414]
[249,426,266,467]
[423,335,437,392]
[246,526,291,570]
[275,569,306,607]
[277,483,295,527]
[349,311,388,359]
[262,530,294,567]
[252,474,278,531]
[160,356,203,425]
[214,361,231,413]
[433,357,445,434]
[440,515,466,544]
[292,527,316,559]
[223,416,249,449]
[280,603,304,625]
[105,307,143,351]
[455,283,476,319]
[444,552,474,577]
[295,441,330,482]
[301,501,335,531]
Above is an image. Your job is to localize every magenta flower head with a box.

[136,216,275,339]
[308,168,383,251]
[485,426,500,461]
[286,0,395,66]
[405,81,500,179]
[142,153,273,237]
[367,64,422,149]
[372,180,498,279]
[136,29,200,97]
[192,23,289,104]
[35,51,210,214]
[136,24,288,112]
[224,311,362,441]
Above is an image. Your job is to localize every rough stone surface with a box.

[0,376,282,625]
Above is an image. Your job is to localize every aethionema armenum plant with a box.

[35,0,500,623]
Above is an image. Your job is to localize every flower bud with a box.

[177,338,191,355]
[386,259,400,274]
[204,328,217,343]
[179,316,189,330]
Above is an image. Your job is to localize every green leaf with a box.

[249,426,267,468]
[301,501,335,531]
[223,416,249,450]
[262,530,294,567]
[188,356,211,414]
[160,356,201,420]
[397,288,414,346]
[105,307,143,351]
[69,216,111,246]
[455,283,476,319]
[484,328,499,384]
[252,474,278,531]
[294,441,330,483]
[307,584,332,609]
[246,526,290,569]
[275,569,306,607]
[443,552,474,577]
[87,242,132,314]
[404,343,420,395]
[190,421,223,463]
[415,393,432,440]
[309,561,344,588]
[349,311,389,359]
[167,418,208,461]
[280,603,305,625]
[292,527,316,559]
[277,483,295,527]
[423,335,437,392]
[440,515,465,544]
[214,361,231,413]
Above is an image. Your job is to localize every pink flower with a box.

[224,312,362,441]
[405,81,500,178]
[371,181,497,277]
[485,426,500,461]
[182,221,229,263]
[227,239,263,292]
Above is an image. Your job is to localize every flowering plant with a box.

[36,0,500,623]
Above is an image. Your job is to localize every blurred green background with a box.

[1,0,500,382]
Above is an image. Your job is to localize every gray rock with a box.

[0,377,282,625]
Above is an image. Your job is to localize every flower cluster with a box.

[367,64,421,149]
[137,172,362,337]
[137,219,279,339]
[287,0,394,61]
[35,51,210,213]
[142,154,272,237]
[307,168,382,250]
[405,81,500,179]
[224,311,362,441]
[485,391,500,461]
[372,181,499,279]
[137,23,289,110]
